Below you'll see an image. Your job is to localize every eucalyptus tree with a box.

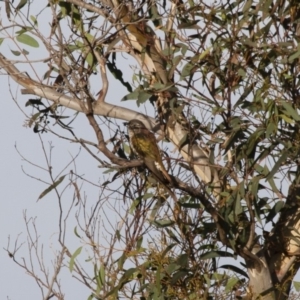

[2,0,300,299]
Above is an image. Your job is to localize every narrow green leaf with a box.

[294,281,300,292]
[235,192,242,215]
[180,202,201,208]
[280,114,294,124]
[266,151,288,180]
[180,62,195,79]
[74,226,81,238]
[166,263,180,274]
[0,38,4,47]
[266,201,284,223]
[177,43,188,56]
[69,246,82,272]
[289,50,300,63]
[137,91,151,106]
[280,101,300,121]
[177,254,188,268]
[11,49,21,56]
[30,15,38,26]
[220,264,248,278]
[37,175,66,200]
[98,264,105,287]
[161,243,176,258]
[121,89,139,101]
[200,250,234,260]
[153,219,175,228]
[16,34,39,48]
[15,0,27,12]
[117,253,126,269]
[5,0,11,19]
[266,122,277,139]
[149,3,162,27]
[171,270,188,284]
[86,52,95,69]
[242,0,252,12]
[119,268,136,286]
[136,236,143,250]
[178,20,200,29]
[234,82,256,108]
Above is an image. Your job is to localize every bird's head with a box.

[125,119,147,134]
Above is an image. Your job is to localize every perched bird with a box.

[126,119,172,184]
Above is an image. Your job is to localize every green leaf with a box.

[136,236,143,250]
[119,268,136,286]
[178,20,200,29]
[266,201,284,223]
[97,264,105,288]
[200,250,234,260]
[153,219,175,228]
[69,246,82,272]
[37,175,66,200]
[87,294,94,300]
[59,1,72,17]
[15,0,27,12]
[242,0,252,13]
[0,38,4,47]
[220,264,248,278]
[180,202,201,209]
[234,82,256,108]
[266,150,288,180]
[137,91,151,106]
[294,281,300,292]
[171,270,188,284]
[161,243,176,258]
[180,62,195,79]
[149,3,162,27]
[117,253,126,270]
[177,43,188,56]
[16,34,39,48]
[289,50,300,63]
[279,114,294,124]
[166,263,180,274]
[74,226,81,238]
[235,192,242,215]
[225,277,239,292]
[86,52,95,69]
[15,27,32,35]
[280,101,300,121]
[30,15,38,26]
[176,253,188,268]
[121,89,139,101]
[266,122,277,139]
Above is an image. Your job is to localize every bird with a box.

[126,119,172,184]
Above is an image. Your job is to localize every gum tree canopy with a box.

[2,0,300,299]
